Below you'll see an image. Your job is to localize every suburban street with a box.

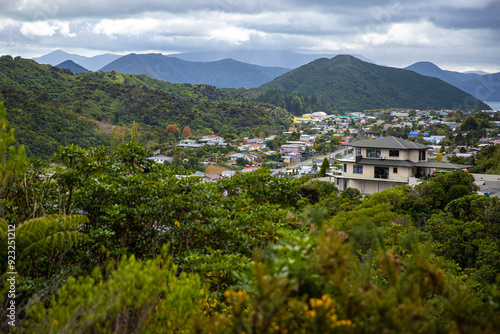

[272,146,347,173]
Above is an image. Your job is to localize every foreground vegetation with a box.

[1,103,499,333]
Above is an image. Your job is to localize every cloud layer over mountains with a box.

[2,0,500,72]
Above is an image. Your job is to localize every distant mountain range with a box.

[31,50,496,109]
[33,49,372,71]
[247,55,491,112]
[169,50,374,68]
[56,60,89,73]
[99,53,291,88]
[405,61,500,102]
[33,50,122,71]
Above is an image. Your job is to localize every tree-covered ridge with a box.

[255,89,329,116]
[246,55,491,112]
[0,56,293,158]
[0,85,108,158]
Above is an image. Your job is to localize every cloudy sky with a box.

[1,0,499,72]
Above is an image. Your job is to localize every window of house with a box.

[419,150,426,161]
[374,166,389,179]
[344,164,347,172]
[353,165,363,174]
[356,147,362,156]
[366,149,381,158]
[389,150,399,157]
[393,167,398,173]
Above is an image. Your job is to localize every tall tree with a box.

[166,124,181,139]
[131,121,139,142]
[0,102,27,188]
[182,126,192,138]
[0,102,27,217]
[318,157,329,177]
[110,126,125,150]
[460,115,479,132]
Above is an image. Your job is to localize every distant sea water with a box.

[485,101,500,111]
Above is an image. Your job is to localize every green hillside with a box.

[56,60,89,73]
[247,55,491,112]
[0,56,292,158]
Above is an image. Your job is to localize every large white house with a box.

[332,136,470,195]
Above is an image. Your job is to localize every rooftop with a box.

[344,136,430,150]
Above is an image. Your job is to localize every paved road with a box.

[472,173,500,197]
[272,147,347,173]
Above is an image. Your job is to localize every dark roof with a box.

[205,174,223,180]
[355,158,415,167]
[354,159,470,169]
[414,161,471,169]
[344,136,430,150]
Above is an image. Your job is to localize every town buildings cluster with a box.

[148,107,500,195]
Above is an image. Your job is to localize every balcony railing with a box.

[341,172,409,182]
[336,152,354,160]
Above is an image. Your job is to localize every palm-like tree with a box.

[0,214,89,277]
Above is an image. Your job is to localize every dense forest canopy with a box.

[255,89,329,116]
[244,55,491,112]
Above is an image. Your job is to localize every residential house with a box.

[333,136,470,195]
[422,136,446,144]
[311,111,328,119]
[178,139,205,149]
[364,132,383,139]
[204,174,223,182]
[228,153,258,162]
[300,134,315,142]
[147,156,173,164]
[200,135,224,142]
[239,144,265,152]
[246,138,264,144]
[222,170,237,178]
[280,143,305,153]
[241,166,259,173]
[391,112,409,118]
[265,135,276,141]
[282,152,301,164]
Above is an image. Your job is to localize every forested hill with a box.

[246,55,491,112]
[56,60,89,73]
[0,56,292,159]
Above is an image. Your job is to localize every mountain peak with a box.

[406,61,443,72]
[250,55,490,111]
[56,60,89,73]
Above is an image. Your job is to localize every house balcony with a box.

[340,172,410,183]
[336,152,355,161]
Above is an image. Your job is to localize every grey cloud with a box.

[0,0,499,72]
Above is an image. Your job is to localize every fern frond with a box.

[17,215,89,261]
